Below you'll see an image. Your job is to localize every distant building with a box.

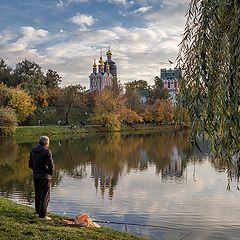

[160,68,181,106]
[89,48,117,92]
[138,89,150,104]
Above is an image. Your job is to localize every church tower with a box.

[104,47,117,80]
[89,50,114,92]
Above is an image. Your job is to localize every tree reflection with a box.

[0,139,63,203]
[48,132,191,198]
[0,139,34,203]
[1,132,239,202]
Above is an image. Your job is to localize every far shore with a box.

[13,124,184,140]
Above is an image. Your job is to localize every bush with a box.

[0,107,17,136]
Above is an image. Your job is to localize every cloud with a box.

[107,0,132,7]
[133,6,152,14]
[69,13,96,31]
[56,0,64,8]
[145,1,188,32]
[21,26,48,39]
[10,26,48,51]
[56,0,88,8]
[0,30,18,44]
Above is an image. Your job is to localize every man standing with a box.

[29,136,54,220]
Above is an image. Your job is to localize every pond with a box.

[0,131,239,240]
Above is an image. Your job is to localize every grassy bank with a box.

[14,124,181,139]
[14,126,87,137]
[0,197,144,240]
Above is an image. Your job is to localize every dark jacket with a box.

[28,145,54,179]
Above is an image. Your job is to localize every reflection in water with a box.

[0,132,240,240]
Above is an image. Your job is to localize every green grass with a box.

[0,197,145,240]
[14,126,87,137]
[14,124,180,139]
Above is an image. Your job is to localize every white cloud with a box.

[21,26,48,39]
[133,6,152,14]
[57,0,88,8]
[107,0,131,6]
[69,13,96,31]
[56,0,64,8]
[10,26,48,51]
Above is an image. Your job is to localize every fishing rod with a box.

[64,217,192,239]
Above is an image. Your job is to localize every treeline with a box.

[0,58,189,136]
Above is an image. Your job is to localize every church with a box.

[89,48,117,92]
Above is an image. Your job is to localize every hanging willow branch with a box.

[177,0,240,161]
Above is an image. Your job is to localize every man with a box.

[28,136,54,220]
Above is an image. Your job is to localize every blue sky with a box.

[0,0,189,87]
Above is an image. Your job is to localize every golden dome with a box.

[99,55,104,65]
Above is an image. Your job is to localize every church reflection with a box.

[161,146,184,181]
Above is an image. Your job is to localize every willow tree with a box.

[178,0,240,160]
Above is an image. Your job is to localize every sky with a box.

[0,0,189,88]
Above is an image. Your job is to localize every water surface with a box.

[0,132,239,239]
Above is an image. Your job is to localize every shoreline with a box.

[14,124,183,139]
[0,197,144,240]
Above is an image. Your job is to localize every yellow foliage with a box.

[94,89,126,131]
[144,99,174,124]
[0,84,36,122]
[120,107,143,124]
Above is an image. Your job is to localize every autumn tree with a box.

[144,100,174,124]
[44,69,62,105]
[0,84,36,122]
[124,88,141,112]
[124,80,150,112]
[120,107,143,125]
[13,59,49,106]
[94,89,126,131]
[55,85,85,125]
[178,0,240,159]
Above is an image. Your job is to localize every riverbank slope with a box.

[0,197,144,240]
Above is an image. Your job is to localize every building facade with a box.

[89,48,117,92]
[160,68,181,106]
